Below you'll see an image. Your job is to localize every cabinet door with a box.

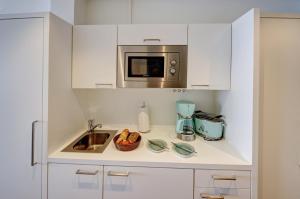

[195,188,250,199]
[72,25,117,88]
[104,166,193,199]
[48,163,103,199]
[195,170,251,189]
[118,24,188,45]
[0,17,43,199]
[188,24,231,90]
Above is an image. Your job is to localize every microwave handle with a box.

[143,38,161,42]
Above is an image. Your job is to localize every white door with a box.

[260,17,300,199]
[0,18,44,199]
[104,166,193,199]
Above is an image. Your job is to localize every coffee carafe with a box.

[176,101,196,141]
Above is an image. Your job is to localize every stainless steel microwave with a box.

[117,45,187,88]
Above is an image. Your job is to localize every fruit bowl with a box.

[113,133,142,151]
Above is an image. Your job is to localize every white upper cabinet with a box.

[118,24,188,45]
[72,25,117,88]
[187,24,231,90]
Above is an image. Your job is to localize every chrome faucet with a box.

[88,119,102,133]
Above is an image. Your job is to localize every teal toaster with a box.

[193,111,225,141]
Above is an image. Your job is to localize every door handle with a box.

[76,170,99,176]
[95,83,113,88]
[191,84,209,87]
[200,193,224,199]
[31,120,39,166]
[212,175,237,181]
[107,171,129,177]
[143,38,161,42]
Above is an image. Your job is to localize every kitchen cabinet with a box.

[188,24,231,90]
[48,163,252,199]
[195,169,251,189]
[48,163,103,199]
[0,16,44,199]
[195,170,251,199]
[195,188,250,199]
[0,12,85,199]
[103,166,193,199]
[118,24,188,45]
[72,25,117,88]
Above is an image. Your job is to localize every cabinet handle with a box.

[31,120,39,167]
[212,175,237,181]
[191,85,209,87]
[95,83,113,88]
[200,193,224,199]
[107,171,129,177]
[143,38,161,42]
[76,170,99,176]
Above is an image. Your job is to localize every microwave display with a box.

[128,56,164,78]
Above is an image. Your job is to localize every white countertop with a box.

[48,125,251,170]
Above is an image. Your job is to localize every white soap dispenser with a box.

[138,101,150,133]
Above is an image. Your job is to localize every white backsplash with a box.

[74,89,217,125]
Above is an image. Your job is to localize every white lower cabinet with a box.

[103,166,193,199]
[48,164,251,199]
[195,170,251,189]
[48,163,103,199]
[195,169,251,199]
[195,188,251,199]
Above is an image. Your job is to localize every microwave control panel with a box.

[167,53,180,81]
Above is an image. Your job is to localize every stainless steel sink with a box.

[62,130,117,153]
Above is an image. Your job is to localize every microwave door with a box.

[125,53,167,81]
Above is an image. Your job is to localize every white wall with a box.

[132,0,300,24]
[216,9,259,163]
[84,0,131,24]
[0,0,50,14]
[48,15,85,154]
[74,89,216,125]
[1,0,300,24]
[74,0,300,24]
[51,0,74,24]
[74,0,87,25]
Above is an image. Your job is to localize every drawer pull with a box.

[76,170,99,176]
[200,193,224,199]
[191,85,209,87]
[107,171,129,177]
[212,175,237,181]
[95,83,113,88]
[143,38,161,42]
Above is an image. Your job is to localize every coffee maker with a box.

[176,101,196,141]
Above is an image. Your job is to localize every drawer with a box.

[104,166,193,199]
[195,188,250,199]
[48,163,103,199]
[118,24,188,45]
[195,170,251,189]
